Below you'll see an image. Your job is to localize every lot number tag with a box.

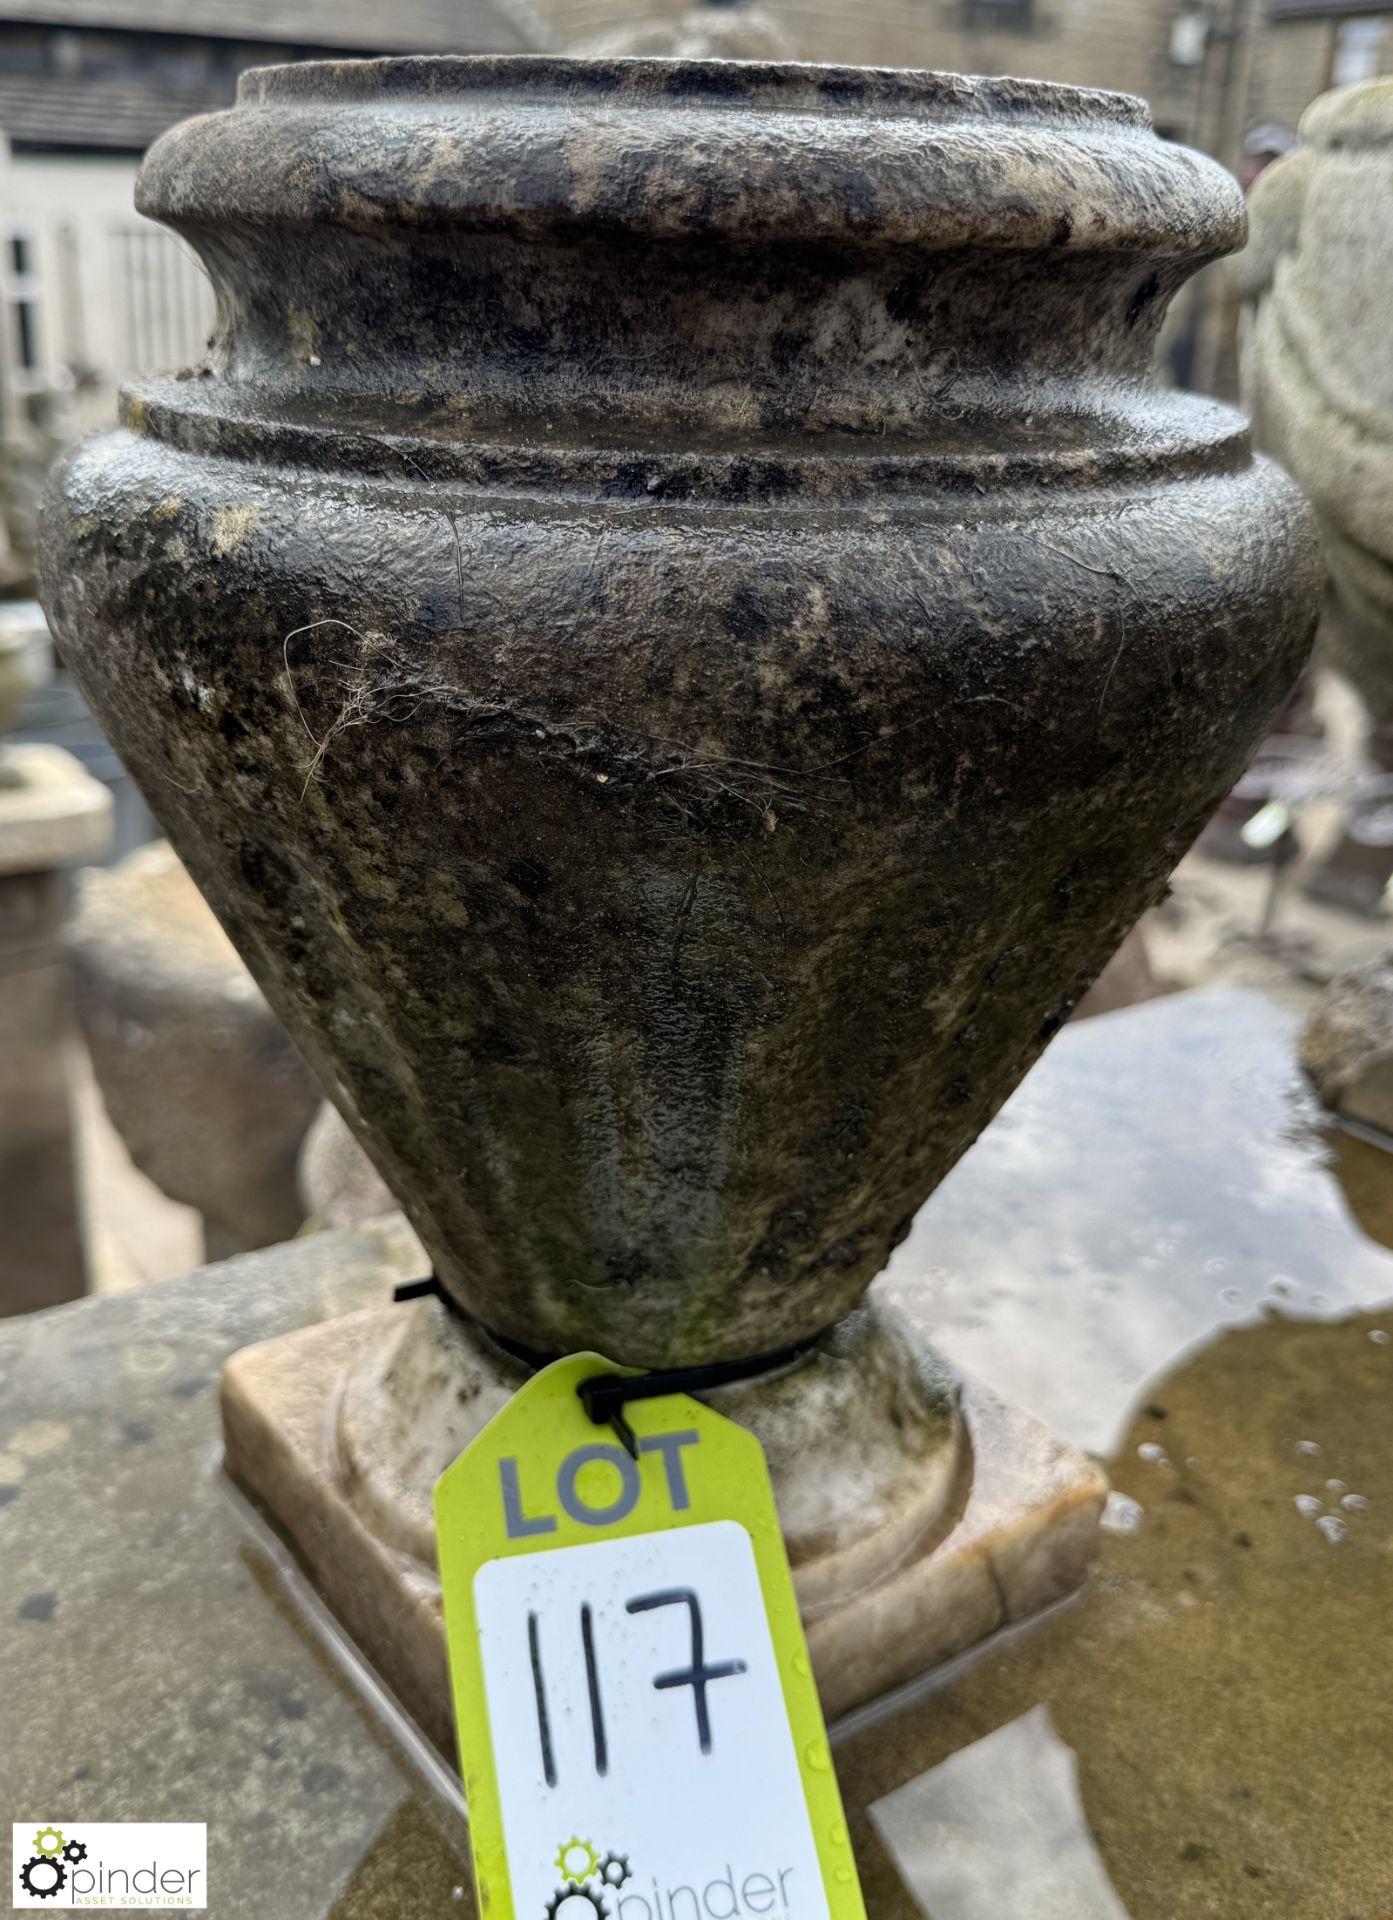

[436,1353,866,1920]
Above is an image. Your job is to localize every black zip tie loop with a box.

[577,1337,819,1459]
[392,1275,452,1307]
[392,1277,558,1369]
[393,1276,821,1458]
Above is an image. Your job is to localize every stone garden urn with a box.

[1242,78,1393,909]
[38,55,1319,1728]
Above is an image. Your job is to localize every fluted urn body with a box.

[41,57,1318,1367]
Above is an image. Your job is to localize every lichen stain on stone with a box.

[8,1419,71,1459]
[335,187,398,231]
[121,1341,178,1379]
[433,893,471,931]
[285,307,321,364]
[325,899,367,955]
[284,156,322,196]
[212,505,260,557]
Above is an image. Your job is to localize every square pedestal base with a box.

[221,1306,1107,1757]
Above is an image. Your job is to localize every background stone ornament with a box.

[1243,78,1393,714]
[68,840,321,1255]
[39,55,1320,1725]
[0,645,112,1312]
[1241,78,1393,911]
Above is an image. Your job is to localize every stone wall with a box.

[542,0,1210,138]
[1250,14,1393,133]
[545,1,1393,152]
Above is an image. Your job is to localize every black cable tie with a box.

[392,1275,450,1307]
[393,1278,822,1457]
[578,1336,818,1459]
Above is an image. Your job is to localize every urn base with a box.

[219,1297,1107,1755]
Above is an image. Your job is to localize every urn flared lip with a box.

[137,51,1245,260]
[234,52,1150,129]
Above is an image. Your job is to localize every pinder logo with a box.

[541,1839,793,1920]
[546,1837,633,1920]
[12,1825,206,1909]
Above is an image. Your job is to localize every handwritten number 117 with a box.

[527,1587,748,1786]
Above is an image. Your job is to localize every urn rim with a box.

[137,51,1244,262]
[233,52,1151,131]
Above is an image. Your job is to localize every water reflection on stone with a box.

[870,1705,1128,1919]
[842,991,1393,1917]
[884,987,1393,1456]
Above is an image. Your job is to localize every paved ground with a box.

[1148,673,1393,1009]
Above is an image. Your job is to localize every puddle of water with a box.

[841,1305,1393,1919]
[846,989,1393,1919]
[884,987,1393,1454]
[870,1704,1129,1919]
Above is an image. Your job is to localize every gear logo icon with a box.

[545,1885,608,1920]
[19,1855,68,1901]
[553,1838,600,1882]
[32,1830,64,1859]
[542,1839,631,1918]
[598,1853,631,1890]
[62,1839,88,1866]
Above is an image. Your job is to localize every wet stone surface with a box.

[3,986,1392,1917]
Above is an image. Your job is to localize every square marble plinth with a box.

[222,1305,1107,1757]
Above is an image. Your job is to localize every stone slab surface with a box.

[0,742,112,876]
[221,1305,1107,1753]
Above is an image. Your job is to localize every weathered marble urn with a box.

[40,56,1319,1718]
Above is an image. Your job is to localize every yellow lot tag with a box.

[436,1352,866,1920]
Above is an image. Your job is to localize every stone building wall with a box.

[1250,13,1393,133]
[547,1,1393,154]
[544,0,1212,140]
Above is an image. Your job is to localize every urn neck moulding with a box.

[140,57,1238,446]
[40,58,1320,1376]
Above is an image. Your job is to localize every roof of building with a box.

[0,68,239,150]
[0,0,542,55]
[1267,0,1392,17]
[0,1,546,151]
